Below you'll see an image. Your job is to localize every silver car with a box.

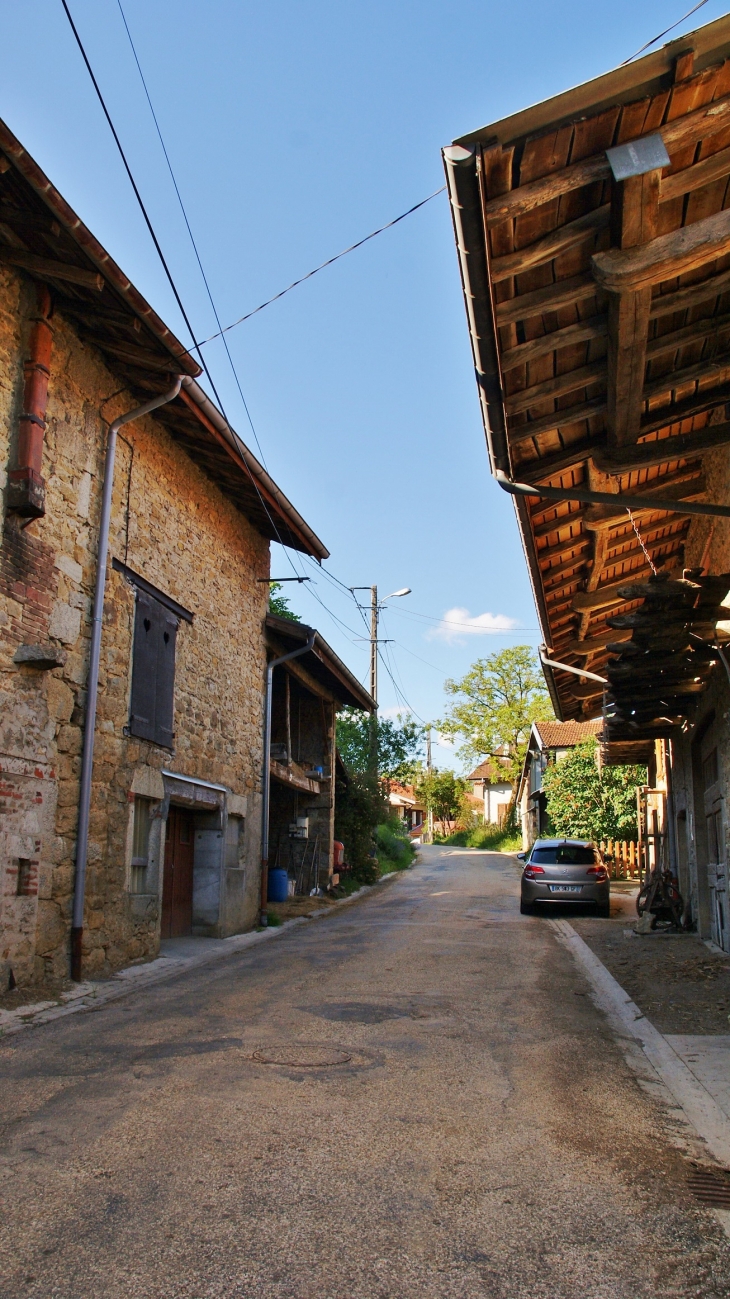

[518,839,610,917]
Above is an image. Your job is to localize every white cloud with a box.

[427,607,518,645]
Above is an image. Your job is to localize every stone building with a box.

[0,116,331,987]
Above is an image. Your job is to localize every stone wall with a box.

[0,267,270,984]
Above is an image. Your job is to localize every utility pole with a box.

[426,727,434,845]
[350,583,411,774]
[370,584,378,707]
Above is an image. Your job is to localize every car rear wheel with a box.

[520,898,534,915]
[596,900,610,919]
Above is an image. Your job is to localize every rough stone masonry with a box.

[0,264,272,986]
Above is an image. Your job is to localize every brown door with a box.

[161,807,194,938]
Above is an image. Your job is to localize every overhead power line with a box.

[187,186,447,351]
[60,0,312,581]
[622,0,710,64]
[59,0,223,402]
[114,0,268,466]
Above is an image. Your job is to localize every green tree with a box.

[416,769,468,835]
[438,645,553,791]
[336,709,423,781]
[268,580,301,622]
[542,738,646,841]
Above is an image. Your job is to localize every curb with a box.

[0,868,404,1040]
[550,917,730,1168]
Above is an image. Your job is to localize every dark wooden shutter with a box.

[130,590,178,748]
[154,607,178,749]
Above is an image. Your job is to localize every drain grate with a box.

[252,1045,351,1068]
[687,1168,730,1208]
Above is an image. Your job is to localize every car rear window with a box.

[530,846,598,865]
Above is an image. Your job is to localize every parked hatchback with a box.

[518,839,610,917]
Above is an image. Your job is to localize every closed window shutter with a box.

[130,591,179,748]
[154,608,178,748]
[130,591,159,741]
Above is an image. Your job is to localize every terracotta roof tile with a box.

[533,718,602,749]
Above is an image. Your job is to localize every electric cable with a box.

[183,187,447,352]
[621,0,710,64]
[60,4,318,588]
[60,0,226,415]
[114,0,268,467]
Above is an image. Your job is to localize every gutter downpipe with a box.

[70,376,186,981]
[260,630,316,926]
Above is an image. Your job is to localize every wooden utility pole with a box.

[426,727,434,844]
[370,584,378,706]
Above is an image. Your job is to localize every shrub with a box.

[542,737,647,841]
[375,820,415,872]
[334,767,389,885]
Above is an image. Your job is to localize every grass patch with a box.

[437,824,522,852]
[264,910,283,926]
[375,821,416,872]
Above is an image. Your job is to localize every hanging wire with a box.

[627,508,659,575]
[114,0,268,466]
[183,187,447,352]
[621,0,710,64]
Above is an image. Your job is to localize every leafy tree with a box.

[438,645,553,791]
[542,738,647,842]
[334,767,388,885]
[416,769,468,835]
[269,580,301,622]
[337,709,423,781]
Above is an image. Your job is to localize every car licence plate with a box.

[549,884,581,894]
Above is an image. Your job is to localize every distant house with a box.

[388,782,426,839]
[517,720,603,850]
[465,759,513,827]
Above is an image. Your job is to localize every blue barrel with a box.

[267,868,289,902]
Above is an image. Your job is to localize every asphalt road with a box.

[1,846,729,1299]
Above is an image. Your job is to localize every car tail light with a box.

[524,865,544,879]
[587,866,608,881]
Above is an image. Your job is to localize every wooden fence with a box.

[598,840,641,880]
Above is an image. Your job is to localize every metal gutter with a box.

[265,614,375,713]
[443,143,560,712]
[454,13,730,149]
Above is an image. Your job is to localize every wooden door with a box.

[161,807,194,938]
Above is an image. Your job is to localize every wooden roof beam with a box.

[601,420,730,470]
[495,272,598,325]
[491,205,609,283]
[482,92,730,227]
[605,166,660,447]
[506,399,606,445]
[592,206,730,293]
[501,314,607,371]
[504,361,606,415]
[0,246,103,290]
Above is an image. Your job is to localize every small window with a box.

[129,590,179,749]
[131,797,152,893]
[531,845,597,865]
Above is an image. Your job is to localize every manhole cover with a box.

[252,1045,352,1067]
[688,1168,730,1207]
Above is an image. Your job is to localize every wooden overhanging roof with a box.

[265,614,375,712]
[444,12,730,741]
[0,118,327,559]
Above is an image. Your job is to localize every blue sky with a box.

[3,0,725,768]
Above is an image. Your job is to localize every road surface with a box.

[1,845,728,1298]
